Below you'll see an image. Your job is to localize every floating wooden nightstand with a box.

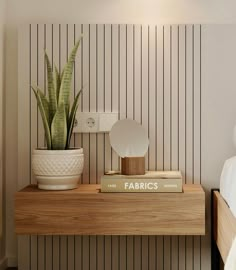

[15,184,205,235]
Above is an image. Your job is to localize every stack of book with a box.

[101,171,183,193]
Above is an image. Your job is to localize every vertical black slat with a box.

[59,24,61,73]
[118,25,121,122]
[140,25,142,125]
[184,24,187,184]
[96,235,98,270]
[126,236,127,270]
[66,24,69,61]
[36,24,39,148]
[118,236,120,270]
[162,25,165,172]
[52,24,54,68]
[141,236,142,270]
[89,24,91,184]
[148,25,150,170]
[103,236,105,270]
[111,25,113,170]
[170,25,172,171]
[88,24,91,266]
[74,24,76,147]
[110,18,113,255]
[200,25,202,185]
[81,25,84,269]
[66,24,69,270]
[170,25,172,270]
[126,24,128,118]
[73,25,76,266]
[111,236,113,270]
[81,24,84,113]
[45,24,48,270]
[148,25,150,268]
[185,24,187,270]
[155,236,157,270]
[118,25,120,172]
[133,237,135,270]
[59,23,61,270]
[44,25,46,93]
[192,24,195,184]
[140,18,143,256]
[103,24,106,270]
[177,25,180,170]
[89,236,90,270]
[211,189,220,270]
[81,24,84,183]
[103,24,105,175]
[133,25,135,120]
[126,25,128,269]
[81,236,83,270]
[111,25,113,113]
[192,24,195,270]
[36,23,39,270]
[177,24,180,270]
[74,15,76,256]
[96,24,98,184]
[155,25,157,171]
[162,25,165,270]
[51,23,53,152]
[200,24,202,270]
[29,24,32,184]
[66,236,68,270]
[148,237,150,270]
[29,24,32,269]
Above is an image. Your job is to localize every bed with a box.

[212,189,236,270]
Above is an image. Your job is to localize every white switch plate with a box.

[73,112,118,133]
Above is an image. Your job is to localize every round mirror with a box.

[109,119,149,158]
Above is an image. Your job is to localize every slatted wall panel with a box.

[18,24,209,270]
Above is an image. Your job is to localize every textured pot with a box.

[32,148,84,190]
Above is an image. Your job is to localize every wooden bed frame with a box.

[212,189,236,270]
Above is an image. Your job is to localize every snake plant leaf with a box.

[32,87,52,150]
[58,38,81,118]
[66,103,79,149]
[66,89,82,148]
[54,65,61,103]
[51,103,67,150]
[45,51,57,119]
[31,86,50,124]
[60,68,65,82]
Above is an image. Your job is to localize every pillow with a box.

[225,237,236,270]
[220,156,236,205]
[220,156,236,217]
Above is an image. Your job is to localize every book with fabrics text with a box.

[101,171,182,193]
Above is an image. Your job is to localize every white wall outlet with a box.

[74,112,118,133]
[74,113,99,133]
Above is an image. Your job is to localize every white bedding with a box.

[220,156,236,218]
[225,237,236,270]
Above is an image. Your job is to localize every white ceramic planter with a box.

[32,148,84,190]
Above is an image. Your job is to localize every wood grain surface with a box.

[213,191,236,263]
[121,157,145,175]
[15,184,205,236]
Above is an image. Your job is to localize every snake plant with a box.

[32,38,82,150]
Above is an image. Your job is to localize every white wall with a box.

[0,0,6,268]
[6,0,236,265]
[6,0,236,24]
